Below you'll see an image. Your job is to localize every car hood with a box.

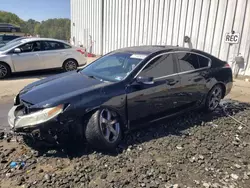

[19,71,111,105]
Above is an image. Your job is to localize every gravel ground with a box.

[1,99,250,188]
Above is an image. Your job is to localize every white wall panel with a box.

[71,0,102,54]
[184,0,196,48]
[219,0,237,61]
[143,0,150,45]
[178,0,188,46]
[239,0,250,75]
[71,0,250,75]
[204,0,219,54]
[172,0,182,46]
[196,0,211,51]
[166,0,175,45]
[190,0,202,49]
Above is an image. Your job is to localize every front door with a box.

[127,53,181,126]
[11,41,42,72]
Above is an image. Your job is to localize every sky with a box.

[1,0,70,21]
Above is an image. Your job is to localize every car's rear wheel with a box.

[63,59,78,72]
[85,108,122,150]
[205,84,223,112]
[0,63,11,79]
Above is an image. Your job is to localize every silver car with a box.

[0,38,87,78]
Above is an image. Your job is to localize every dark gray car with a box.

[0,23,21,33]
[0,35,22,47]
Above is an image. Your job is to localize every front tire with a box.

[85,109,122,150]
[0,63,11,79]
[63,59,78,72]
[205,84,223,112]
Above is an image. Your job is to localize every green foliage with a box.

[0,11,70,40]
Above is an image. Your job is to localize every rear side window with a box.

[42,41,67,51]
[64,44,72,49]
[197,55,210,68]
[176,52,210,72]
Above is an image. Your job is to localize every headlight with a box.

[14,95,16,103]
[14,104,64,128]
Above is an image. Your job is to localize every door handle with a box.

[166,79,179,86]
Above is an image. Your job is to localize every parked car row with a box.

[0,37,87,78]
[8,45,233,150]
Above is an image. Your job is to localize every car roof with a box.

[114,45,217,59]
[115,45,194,54]
[20,38,67,44]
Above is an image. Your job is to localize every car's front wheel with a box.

[85,108,122,150]
[63,59,78,72]
[0,63,11,79]
[205,84,223,112]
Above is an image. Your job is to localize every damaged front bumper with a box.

[8,104,64,133]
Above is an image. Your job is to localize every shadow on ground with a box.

[4,69,62,81]
[22,99,250,159]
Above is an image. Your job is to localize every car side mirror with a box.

[13,48,21,53]
[136,76,154,85]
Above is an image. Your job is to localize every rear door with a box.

[174,52,210,108]
[127,53,182,126]
[40,41,67,69]
[11,41,43,72]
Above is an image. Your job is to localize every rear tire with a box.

[85,109,122,151]
[204,84,223,112]
[63,59,78,72]
[0,63,11,79]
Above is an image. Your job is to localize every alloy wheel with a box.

[65,61,77,71]
[99,109,120,143]
[0,64,8,78]
[208,86,222,111]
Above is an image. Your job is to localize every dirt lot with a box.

[0,69,250,188]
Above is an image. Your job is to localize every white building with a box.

[71,0,250,76]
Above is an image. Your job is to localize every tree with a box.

[0,11,71,40]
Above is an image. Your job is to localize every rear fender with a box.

[0,57,15,72]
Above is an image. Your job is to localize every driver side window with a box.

[18,41,41,53]
[139,54,176,78]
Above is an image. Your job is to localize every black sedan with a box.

[8,46,233,150]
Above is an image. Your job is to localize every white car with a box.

[0,38,87,78]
